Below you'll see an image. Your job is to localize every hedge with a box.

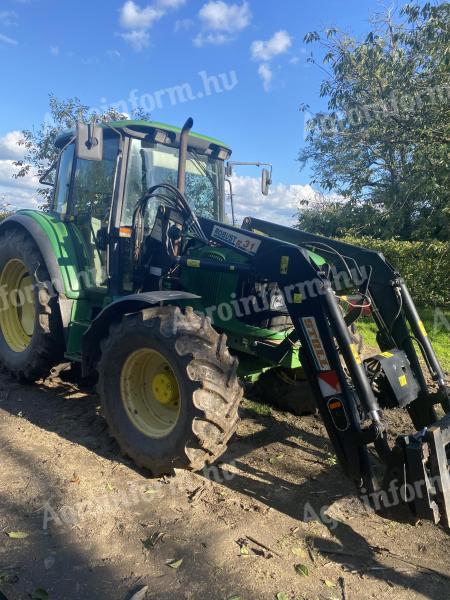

[340,236,449,308]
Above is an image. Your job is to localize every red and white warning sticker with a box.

[317,371,342,397]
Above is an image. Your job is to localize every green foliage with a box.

[299,2,450,241]
[0,197,12,222]
[14,94,150,209]
[341,235,450,307]
[298,199,385,238]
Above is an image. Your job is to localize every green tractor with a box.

[1,118,449,526]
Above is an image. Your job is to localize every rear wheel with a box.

[250,367,317,416]
[0,229,64,380]
[97,306,242,475]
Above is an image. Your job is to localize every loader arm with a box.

[182,216,450,526]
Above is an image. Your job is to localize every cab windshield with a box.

[122,139,225,225]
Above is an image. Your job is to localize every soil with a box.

[0,369,449,600]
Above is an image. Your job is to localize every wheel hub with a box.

[120,348,181,438]
[152,372,178,405]
[0,259,35,352]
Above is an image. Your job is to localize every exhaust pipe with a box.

[177,117,194,194]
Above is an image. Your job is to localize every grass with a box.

[357,306,450,373]
[241,397,273,417]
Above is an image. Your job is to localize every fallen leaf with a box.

[31,589,48,600]
[294,563,309,577]
[166,558,183,569]
[6,531,28,539]
[143,532,164,549]
[129,585,148,600]
[268,453,285,464]
[276,593,289,600]
[70,472,80,484]
[291,547,306,558]
[240,545,249,556]
[324,579,336,588]
[0,571,18,584]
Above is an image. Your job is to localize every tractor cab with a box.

[46,120,231,296]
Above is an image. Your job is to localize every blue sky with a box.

[0,0,385,223]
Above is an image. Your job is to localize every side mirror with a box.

[76,122,103,161]
[225,163,233,178]
[261,168,272,196]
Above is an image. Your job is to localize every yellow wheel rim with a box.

[120,348,181,438]
[0,259,36,353]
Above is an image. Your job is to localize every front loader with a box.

[0,117,449,527]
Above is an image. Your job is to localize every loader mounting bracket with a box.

[379,415,450,527]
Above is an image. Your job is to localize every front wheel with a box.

[250,367,317,416]
[97,306,243,476]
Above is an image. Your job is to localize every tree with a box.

[299,2,450,240]
[14,94,150,209]
[297,197,385,238]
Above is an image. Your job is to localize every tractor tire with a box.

[250,367,317,416]
[0,228,64,381]
[97,306,242,476]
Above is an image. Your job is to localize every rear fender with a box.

[0,212,83,331]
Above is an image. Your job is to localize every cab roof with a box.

[55,119,231,155]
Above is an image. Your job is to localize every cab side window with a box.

[70,137,119,290]
[72,138,118,222]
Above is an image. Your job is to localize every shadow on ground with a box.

[0,372,449,599]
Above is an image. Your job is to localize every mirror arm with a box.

[225,178,236,226]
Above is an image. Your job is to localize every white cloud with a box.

[193,32,230,46]
[50,45,60,56]
[0,131,25,161]
[156,0,186,7]
[251,30,292,62]
[0,33,18,46]
[250,30,293,91]
[106,49,122,60]
[118,0,185,51]
[0,131,39,210]
[120,1,163,29]
[0,10,18,26]
[0,160,39,210]
[174,18,194,32]
[229,175,320,226]
[198,1,251,32]
[119,29,150,51]
[258,63,272,92]
[195,1,251,46]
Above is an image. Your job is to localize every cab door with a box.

[67,136,120,293]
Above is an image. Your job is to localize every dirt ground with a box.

[0,370,450,600]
